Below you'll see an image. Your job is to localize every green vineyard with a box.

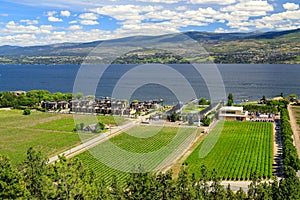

[76,126,197,185]
[185,121,273,180]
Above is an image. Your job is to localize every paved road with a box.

[48,121,136,164]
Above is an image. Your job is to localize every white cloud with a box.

[60,10,71,17]
[4,21,54,35]
[189,0,236,5]
[136,0,180,3]
[69,20,77,24]
[48,16,63,22]
[20,19,38,25]
[46,11,57,17]
[283,2,299,11]
[68,25,82,30]
[0,13,9,17]
[80,20,99,25]
[46,11,63,22]
[90,5,163,21]
[79,12,98,20]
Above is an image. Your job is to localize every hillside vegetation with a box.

[0,28,299,64]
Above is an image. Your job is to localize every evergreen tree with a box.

[226,184,235,200]
[20,147,52,199]
[110,175,124,200]
[0,155,29,199]
[176,165,192,200]
[227,93,234,106]
[210,169,226,199]
[236,187,247,199]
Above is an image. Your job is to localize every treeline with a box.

[0,90,72,108]
[280,108,300,171]
[1,148,300,199]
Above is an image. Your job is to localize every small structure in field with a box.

[219,106,248,121]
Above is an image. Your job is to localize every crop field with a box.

[185,121,273,180]
[0,109,125,165]
[76,126,197,185]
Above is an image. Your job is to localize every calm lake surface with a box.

[0,64,299,104]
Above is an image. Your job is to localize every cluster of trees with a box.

[198,98,211,106]
[0,90,73,109]
[1,148,299,199]
[242,105,278,114]
[167,112,181,122]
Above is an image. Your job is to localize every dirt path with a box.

[287,105,300,158]
[273,123,284,177]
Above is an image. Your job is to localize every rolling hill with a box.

[0,28,299,64]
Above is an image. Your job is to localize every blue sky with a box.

[0,0,299,46]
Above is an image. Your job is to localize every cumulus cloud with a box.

[20,19,38,25]
[48,16,63,22]
[60,10,71,17]
[80,20,99,25]
[190,0,236,5]
[79,13,98,20]
[46,11,63,22]
[68,25,82,30]
[136,0,180,3]
[283,2,299,11]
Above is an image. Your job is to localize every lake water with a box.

[0,64,299,104]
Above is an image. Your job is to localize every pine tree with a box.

[21,147,52,199]
[0,155,29,199]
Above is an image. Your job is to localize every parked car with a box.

[275,126,281,130]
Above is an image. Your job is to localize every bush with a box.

[23,108,31,115]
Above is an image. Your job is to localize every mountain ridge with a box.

[0,28,299,64]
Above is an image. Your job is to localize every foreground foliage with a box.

[0,148,299,199]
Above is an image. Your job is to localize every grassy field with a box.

[0,109,126,165]
[76,126,197,185]
[185,121,273,180]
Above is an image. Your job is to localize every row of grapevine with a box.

[185,121,273,180]
[76,126,197,185]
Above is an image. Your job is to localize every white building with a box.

[219,106,248,121]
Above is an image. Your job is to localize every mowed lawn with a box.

[0,110,126,165]
[76,126,197,185]
[185,121,273,180]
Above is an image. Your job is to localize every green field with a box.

[0,110,126,165]
[76,126,197,185]
[185,121,273,180]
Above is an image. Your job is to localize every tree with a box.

[261,95,267,103]
[210,169,226,199]
[236,187,247,199]
[176,165,192,199]
[278,166,300,199]
[21,147,52,199]
[188,116,194,126]
[202,115,211,126]
[199,98,211,105]
[49,156,100,199]
[0,155,29,199]
[110,175,124,200]
[227,93,234,106]
[23,108,31,115]
[94,122,105,133]
[167,112,179,122]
